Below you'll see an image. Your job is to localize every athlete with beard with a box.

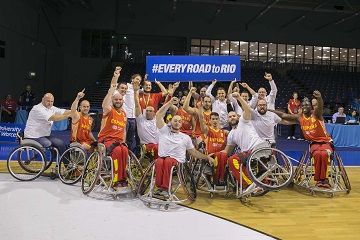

[98,68,129,190]
[138,75,168,112]
[154,97,215,197]
[70,89,96,152]
[251,99,292,146]
[270,90,333,188]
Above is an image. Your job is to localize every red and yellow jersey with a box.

[300,113,331,142]
[177,108,193,135]
[98,107,127,143]
[192,110,211,138]
[139,92,163,112]
[205,127,226,154]
[71,115,93,144]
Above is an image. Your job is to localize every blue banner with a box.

[0,123,25,142]
[146,56,241,81]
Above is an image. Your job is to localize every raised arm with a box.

[154,79,168,97]
[228,79,237,96]
[156,97,179,129]
[70,89,85,123]
[183,87,198,117]
[205,80,216,102]
[197,102,209,136]
[268,109,301,123]
[133,81,141,117]
[233,92,251,120]
[313,90,324,120]
[265,72,277,99]
[103,68,121,115]
[110,66,122,85]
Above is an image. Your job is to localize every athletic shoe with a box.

[287,137,291,140]
[321,179,331,188]
[292,136,296,139]
[297,138,304,141]
[315,181,323,187]
[154,189,163,196]
[160,190,169,198]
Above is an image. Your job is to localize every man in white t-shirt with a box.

[206,80,229,129]
[221,93,270,188]
[133,81,158,159]
[24,93,71,155]
[249,72,278,110]
[251,99,292,146]
[154,97,215,197]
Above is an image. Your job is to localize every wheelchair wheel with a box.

[58,147,87,185]
[127,150,143,189]
[7,145,46,181]
[81,151,102,195]
[293,151,308,182]
[247,147,294,191]
[334,153,351,193]
[137,160,156,196]
[192,158,213,191]
[178,163,196,203]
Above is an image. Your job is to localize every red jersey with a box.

[1,100,17,111]
[288,99,300,114]
[98,107,127,143]
[300,114,331,142]
[193,110,211,138]
[71,115,93,144]
[139,92,163,112]
[177,108,193,135]
[205,127,226,154]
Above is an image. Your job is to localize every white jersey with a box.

[157,125,194,163]
[249,80,277,110]
[206,84,229,128]
[136,113,156,144]
[229,116,265,152]
[251,109,281,144]
[24,103,65,138]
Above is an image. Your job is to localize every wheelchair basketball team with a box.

[15,66,350,203]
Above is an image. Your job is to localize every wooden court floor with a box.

[1,161,359,240]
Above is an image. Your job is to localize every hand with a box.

[110,83,117,91]
[313,90,321,98]
[207,155,215,166]
[154,78,160,85]
[190,87,197,94]
[173,81,180,89]
[212,79,217,86]
[144,73,148,81]
[132,81,140,91]
[264,72,273,81]
[240,82,249,88]
[114,66,121,78]
[77,88,85,99]
[196,101,202,108]
[170,97,179,105]
[231,79,237,85]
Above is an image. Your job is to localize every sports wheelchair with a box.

[81,143,143,200]
[293,146,351,197]
[192,146,294,202]
[136,144,156,168]
[137,158,196,211]
[7,132,59,181]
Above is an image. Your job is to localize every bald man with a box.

[24,93,71,155]
[70,90,96,152]
[98,68,129,190]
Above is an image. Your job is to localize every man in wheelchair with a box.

[98,67,130,190]
[70,89,96,153]
[270,90,333,188]
[154,97,215,197]
[197,106,229,185]
[133,81,158,161]
[24,93,71,155]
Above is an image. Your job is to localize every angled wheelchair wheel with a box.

[7,145,46,181]
[334,153,351,193]
[178,163,196,203]
[247,148,294,191]
[293,151,308,183]
[81,151,102,195]
[127,150,143,189]
[58,147,87,185]
[137,160,156,196]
